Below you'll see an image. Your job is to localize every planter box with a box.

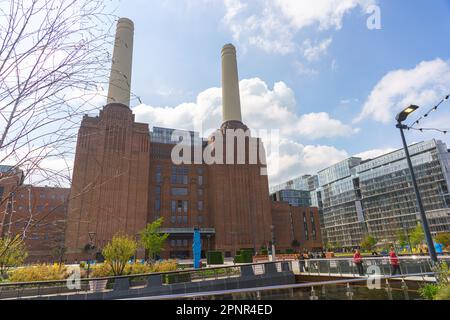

[89,279,108,292]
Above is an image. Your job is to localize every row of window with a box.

[28,234,64,241]
[155,165,205,185]
[170,239,189,247]
[17,193,66,201]
[156,199,204,213]
[14,205,63,212]
[170,215,204,224]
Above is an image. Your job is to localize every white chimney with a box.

[107,18,134,107]
[221,44,242,123]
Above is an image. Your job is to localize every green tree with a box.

[396,230,410,249]
[0,236,28,277]
[360,235,377,251]
[140,218,169,261]
[435,232,450,248]
[410,223,425,247]
[418,262,449,300]
[102,234,137,276]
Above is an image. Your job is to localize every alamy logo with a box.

[367,5,382,30]
[66,266,81,290]
[367,265,382,290]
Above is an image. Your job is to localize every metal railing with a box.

[0,256,445,300]
[294,256,449,278]
[128,272,435,301]
[0,260,290,300]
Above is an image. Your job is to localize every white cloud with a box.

[133,77,357,184]
[221,0,375,54]
[268,139,349,186]
[355,58,450,124]
[294,61,318,76]
[298,112,359,139]
[134,78,357,139]
[302,38,332,62]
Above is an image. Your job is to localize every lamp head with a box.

[396,105,419,122]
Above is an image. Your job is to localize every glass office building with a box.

[271,140,450,248]
[270,189,312,207]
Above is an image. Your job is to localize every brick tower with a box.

[207,44,272,255]
[65,18,150,259]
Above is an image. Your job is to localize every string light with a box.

[408,127,450,135]
[409,93,450,128]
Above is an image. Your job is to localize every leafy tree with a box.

[0,236,28,277]
[418,262,449,300]
[360,235,377,251]
[140,218,169,261]
[410,223,425,247]
[435,232,450,248]
[396,230,410,249]
[102,234,137,276]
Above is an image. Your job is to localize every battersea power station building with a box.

[64,18,322,261]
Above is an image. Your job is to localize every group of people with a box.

[297,250,326,272]
[353,246,401,276]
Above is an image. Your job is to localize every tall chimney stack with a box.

[221,44,243,124]
[107,18,134,107]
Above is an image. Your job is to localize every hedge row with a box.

[207,251,224,265]
[234,249,254,263]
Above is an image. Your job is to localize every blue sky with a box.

[107,0,450,185]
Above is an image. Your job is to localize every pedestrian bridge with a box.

[0,256,447,300]
[289,256,448,281]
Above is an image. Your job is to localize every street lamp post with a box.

[395,105,438,264]
[86,232,96,278]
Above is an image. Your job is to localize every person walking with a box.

[303,250,310,272]
[353,249,364,276]
[389,246,401,276]
[298,252,306,273]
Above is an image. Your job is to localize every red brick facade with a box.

[60,105,323,261]
[271,202,323,252]
[0,168,69,262]
[64,103,150,260]
[2,106,323,262]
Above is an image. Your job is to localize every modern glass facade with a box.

[270,189,312,207]
[271,140,450,248]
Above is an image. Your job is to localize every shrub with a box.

[234,249,253,264]
[0,236,28,276]
[123,263,153,275]
[151,260,178,273]
[435,285,450,300]
[90,263,113,278]
[419,284,440,300]
[164,272,191,284]
[207,251,224,265]
[8,264,68,282]
[90,260,178,278]
[285,249,295,254]
[259,248,268,255]
[418,262,449,300]
[102,234,137,276]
